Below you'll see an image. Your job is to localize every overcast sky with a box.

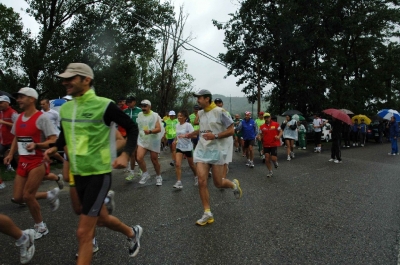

[2,0,245,97]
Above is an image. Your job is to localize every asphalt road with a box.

[1,141,400,265]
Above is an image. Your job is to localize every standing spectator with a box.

[388,116,399,155]
[297,121,307,149]
[124,96,142,181]
[189,105,200,149]
[165,110,178,166]
[0,95,18,189]
[173,110,197,188]
[351,119,359,146]
[358,119,367,147]
[258,113,282,177]
[342,122,351,147]
[313,113,324,153]
[282,115,297,160]
[255,112,265,158]
[378,120,385,143]
[188,89,242,226]
[328,117,343,163]
[237,111,257,168]
[136,100,165,185]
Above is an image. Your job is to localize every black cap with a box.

[126,96,136,102]
[214,98,223,103]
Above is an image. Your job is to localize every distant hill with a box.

[213,94,270,117]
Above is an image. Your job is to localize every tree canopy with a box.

[214,0,400,116]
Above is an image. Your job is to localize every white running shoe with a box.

[196,212,214,226]
[266,171,273,177]
[328,158,334,162]
[249,161,254,168]
[245,161,250,166]
[156,176,162,186]
[128,225,143,257]
[105,190,115,215]
[290,152,295,158]
[194,176,198,186]
[18,229,35,264]
[56,174,64,190]
[334,160,342,163]
[48,188,60,211]
[34,223,49,239]
[303,147,306,150]
[173,181,183,189]
[138,172,150,184]
[0,182,5,189]
[287,156,291,161]
[125,171,135,181]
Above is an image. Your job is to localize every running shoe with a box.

[156,176,163,186]
[303,147,306,149]
[0,182,5,189]
[56,174,64,190]
[105,190,115,215]
[11,198,26,206]
[194,176,198,186]
[173,181,183,189]
[273,161,279,169]
[334,160,342,163]
[6,164,15,171]
[76,237,100,257]
[287,156,291,161]
[266,171,273,178]
[196,212,214,226]
[232,179,242,199]
[169,161,175,167]
[18,229,35,264]
[34,223,49,239]
[245,161,250,166]
[328,158,334,162]
[125,171,135,181]
[48,188,60,211]
[138,172,150,184]
[128,225,143,257]
[262,155,265,163]
[249,161,254,168]
[290,152,295,158]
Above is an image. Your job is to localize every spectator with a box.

[351,119,359,146]
[358,119,367,147]
[313,113,325,153]
[297,121,307,150]
[388,116,399,155]
[329,117,343,163]
[282,115,297,160]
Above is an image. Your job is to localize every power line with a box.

[130,13,227,68]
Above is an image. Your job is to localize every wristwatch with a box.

[214,134,219,139]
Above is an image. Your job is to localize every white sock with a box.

[104,197,110,204]
[92,237,96,244]
[16,233,28,246]
[35,221,44,227]
[47,191,54,200]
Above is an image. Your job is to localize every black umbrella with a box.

[282,109,303,116]
[0,90,16,104]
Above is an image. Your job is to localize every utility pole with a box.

[257,59,261,113]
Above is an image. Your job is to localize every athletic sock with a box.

[16,233,28,246]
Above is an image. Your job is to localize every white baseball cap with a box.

[0,95,10,103]
[169,110,176,116]
[140,99,151,106]
[63,95,73,100]
[13,87,38,99]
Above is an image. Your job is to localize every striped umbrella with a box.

[377,109,400,122]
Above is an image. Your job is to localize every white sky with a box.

[1,0,245,97]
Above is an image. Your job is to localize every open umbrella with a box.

[323,108,353,125]
[351,114,371,125]
[49,98,67,113]
[292,114,305,121]
[339,109,354,115]
[377,109,400,122]
[282,110,303,116]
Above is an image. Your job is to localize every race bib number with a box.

[17,137,35,156]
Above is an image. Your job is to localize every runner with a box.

[173,110,197,188]
[165,110,178,166]
[123,96,142,181]
[135,99,165,186]
[233,114,243,153]
[258,113,282,177]
[47,63,142,264]
[0,95,18,189]
[189,105,200,149]
[4,87,60,240]
[0,214,35,264]
[187,89,242,226]
[255,112,265,160]
[237,111,257,168]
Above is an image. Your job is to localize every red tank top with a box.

[15,111,44,162]
[0,107,17,145]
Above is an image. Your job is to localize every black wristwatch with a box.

[214,134,219,139]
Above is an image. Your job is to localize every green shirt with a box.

[255,118,265,128]
[124,107,142,124]
[165,118,178,139]
[189,113,199,131]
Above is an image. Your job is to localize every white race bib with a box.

[17,137,35,156]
